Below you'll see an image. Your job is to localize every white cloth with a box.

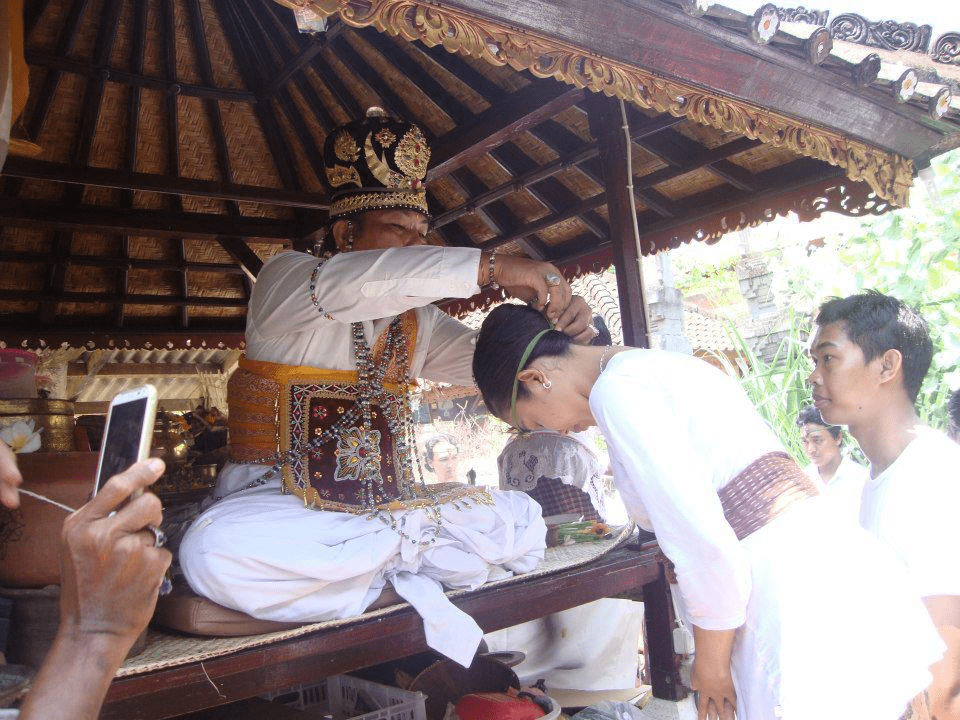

[484,598,643,692]
[803,454,869,520]
[490,431,640,692]
[861,425,960,598]
[590,349,944,720]
[180,247,546,666]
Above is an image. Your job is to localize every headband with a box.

[510,328,551,429]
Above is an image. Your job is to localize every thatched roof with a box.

[1,0,958,350]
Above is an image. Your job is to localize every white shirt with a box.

[214,246,482,499]
[860,426,960,597]
[247,247,482,383]
[590,349,782,631]
[804,454,869,520]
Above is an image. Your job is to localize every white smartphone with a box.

[93,384,159,496]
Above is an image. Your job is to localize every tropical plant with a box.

[711,320,812,463]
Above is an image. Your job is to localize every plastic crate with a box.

[265,674,427,720]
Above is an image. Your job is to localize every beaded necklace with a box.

[226,258,449,546]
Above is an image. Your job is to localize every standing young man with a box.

[809,291,960,720]
[796,404,868,519]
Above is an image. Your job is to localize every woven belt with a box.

[717,451,821,541]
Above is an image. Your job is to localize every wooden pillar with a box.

[642,565,686,701]
[585,94,650,348]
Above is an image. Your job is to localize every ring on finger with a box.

[544,272,562,287]
[146,524,166,549]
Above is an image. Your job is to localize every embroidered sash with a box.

[717,451,821,541]
[227,312,418,512]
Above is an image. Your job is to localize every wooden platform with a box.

[101,542,672,719]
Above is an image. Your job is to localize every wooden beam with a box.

[1,250,246,274]
[267,36,327,95]
[0,158,328,208]
[0,198,296,240]
[67,362,224,377]
[218,237,264,281]
[479,193,607,251]
[0,290,248,308]
[24,0,91,140]
[330,35,413,119]
[586,94,650,349]
[25,52,258,102]
[430,113,688,230]
[427,84,585,180]
[357,27,471,125]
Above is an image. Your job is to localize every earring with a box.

[542,380,552,390]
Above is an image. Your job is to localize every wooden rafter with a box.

[2,250,246,274]
[24,52,256,102]
[0,198,296,240]
[0,290,248,308]
[0,159,327,208]
[428,84,585,179]
[430,113,690,230]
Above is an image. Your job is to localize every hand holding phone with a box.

[94,384,159,496]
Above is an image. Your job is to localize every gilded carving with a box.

[282,0,914,206]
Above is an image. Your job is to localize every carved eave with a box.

[284,0,914,207]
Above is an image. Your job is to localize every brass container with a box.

[0,399,75,452]
[151,411,193,467]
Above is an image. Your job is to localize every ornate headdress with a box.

[323,107,430,219]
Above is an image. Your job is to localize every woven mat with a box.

[116,524,637,677]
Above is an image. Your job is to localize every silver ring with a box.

[147,524,166,549]
[545,272,562,287]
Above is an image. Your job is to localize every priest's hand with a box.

[485,254,572,324]
[553,295,595,343]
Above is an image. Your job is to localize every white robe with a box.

[590,349,944,720]
[179,248,546,666]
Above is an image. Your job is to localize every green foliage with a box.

[711,319,812,463]
[718,149,960,434]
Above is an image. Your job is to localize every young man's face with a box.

[800,423,842,470]
[807,320,883,426]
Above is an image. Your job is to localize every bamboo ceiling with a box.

[1,0,958,348]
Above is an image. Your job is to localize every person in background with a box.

[423,433,461,484]
[796,405,868,519]
[473,302,942,720]
[947,387,960,443]
[0,443,171,720]
[810,291,960,720]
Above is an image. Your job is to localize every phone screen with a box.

[96,397,150,494]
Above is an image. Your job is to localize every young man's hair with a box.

[815,291,932,403]
[948,387,960,441]
[797,405,842,440]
